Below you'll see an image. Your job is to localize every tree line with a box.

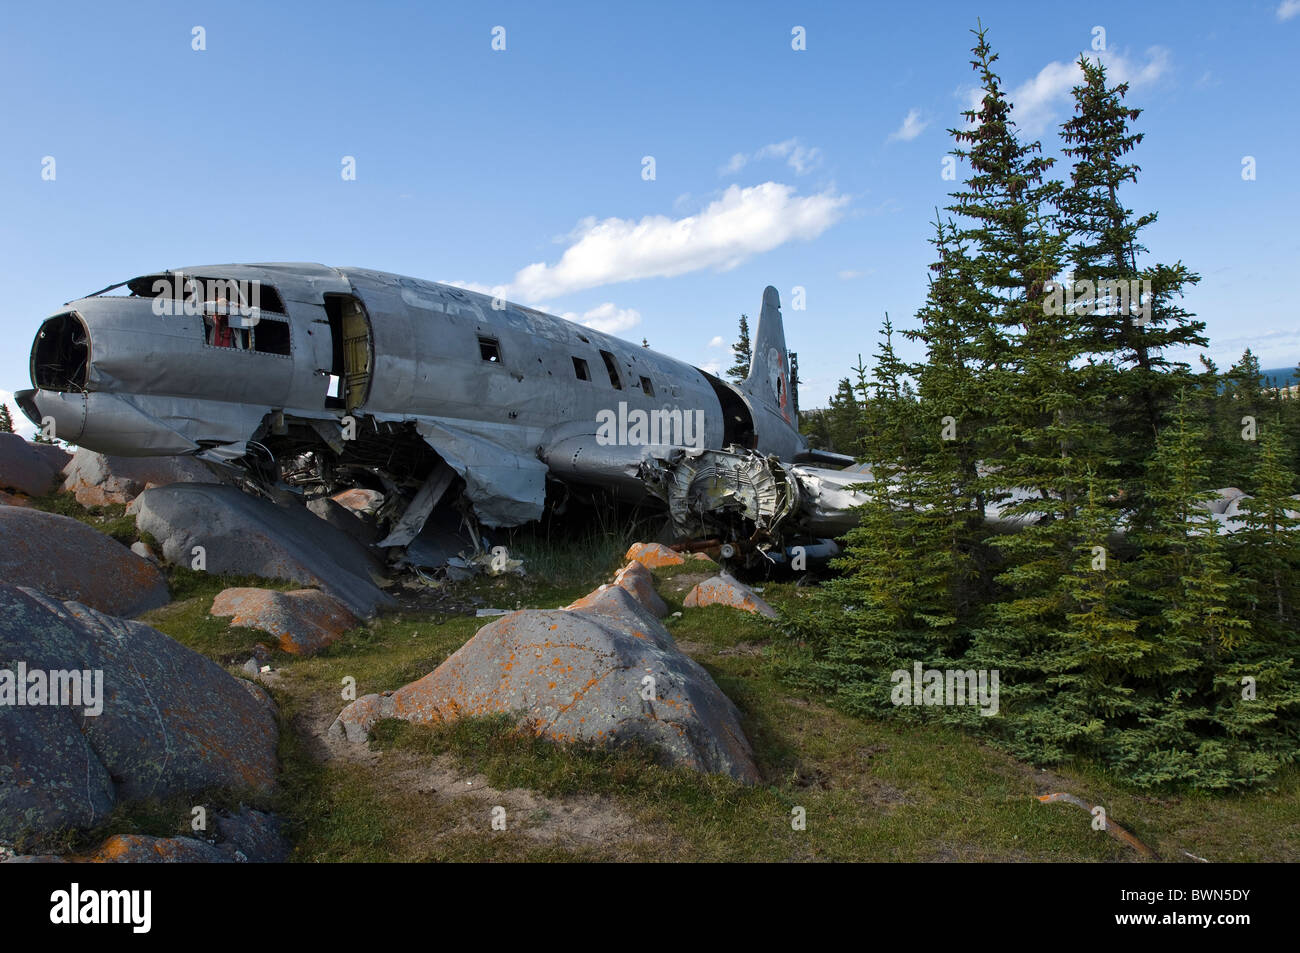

[785,26,1300,790]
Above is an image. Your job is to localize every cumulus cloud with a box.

[0,390,36,439]
[708,335,725,347]
[720,138,822,176]
[1279,1,1300,21]
[501,182,847,301]
[887,108,929,142]
[699,360,722,376]
[961,47,1171,135]
[560,302,643,336]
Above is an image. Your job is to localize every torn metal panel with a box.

[413,419,548,527]
[377,462,456,548]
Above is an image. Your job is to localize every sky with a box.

[2,0,1298,437]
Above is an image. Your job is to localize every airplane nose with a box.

[30,311,90,392]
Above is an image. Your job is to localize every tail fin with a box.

[744,285,795,427]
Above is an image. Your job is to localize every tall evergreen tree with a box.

[726,314,752,382]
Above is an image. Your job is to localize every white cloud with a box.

[0,390,36,440]
[838,269,863,280]
[699,360,722,376]
[887,108,929,142]
[720,153,748,174]
[1279,1,1300,21]
[708,335,725,347]
[502,182,847,301]
[560,302,642,336]
[961,47,1171,135]
[719,138,822,176]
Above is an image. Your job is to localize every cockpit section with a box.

[31,311,89,392]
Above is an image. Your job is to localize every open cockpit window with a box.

[202,313,291,355]
[124,274,287,316]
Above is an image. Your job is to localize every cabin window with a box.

[640,376,655,396]
[572,357,590,381]
[252,317,291,355]
[599,349,622,389]
[479,336,501,363]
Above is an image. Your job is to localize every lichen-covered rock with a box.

[6,808,289,863]
[331,585,759,782]
[625,541,685,568]
[131,483,393,618]
[683,574,779,618]
[0,507,169,616]
[571,561,668,618]
[331,487,385,515]
[60,449,221,506]
[211,587,358,655]
[0,434,64,497]
[0,585,279,845]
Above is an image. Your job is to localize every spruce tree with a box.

[726,314,752,382]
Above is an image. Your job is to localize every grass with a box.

[26,500,1296,862]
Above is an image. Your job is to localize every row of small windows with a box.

[480,335,654,395]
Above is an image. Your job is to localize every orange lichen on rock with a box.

[683,574,779,618]
[624,541,686,568]
[211,587,358,655]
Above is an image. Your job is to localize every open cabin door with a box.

[324,293,374,412]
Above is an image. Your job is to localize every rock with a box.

[684,574,779,618]
[607,561,668,618]
[131,483,394,618]
[0,584,280,845]
[130,540,158,563]
[331,487,385,516]
[0,490,34,507]
[331,583,760,783]
[0,507,170,616]
[0,433,63,497]
[81,834,231,863]
[214,808,289,862]
[211,587,358,655]
[60,449,222,506]
[5,808,288,863]
[625,541,685,568]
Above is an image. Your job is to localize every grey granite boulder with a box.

[0,506,169,616]
[131,483,393,618]
[0,585,279,845]
[0,434,64,497]
[60,448,223,506]
[331,582,760,783]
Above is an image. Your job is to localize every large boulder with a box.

[131,483,394,618]
[6,809,289,863]
[683,574,779,618]
[211,587,358,655]
[60,449,221,506]
[331,584,760,783]
[0,507,169,616]
[0,585,279,845]
[0,434,65,497]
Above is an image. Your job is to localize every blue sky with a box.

[3,0,1298,435]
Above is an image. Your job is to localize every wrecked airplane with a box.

[17,265,867,570]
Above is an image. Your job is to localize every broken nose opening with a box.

[31,311,89,391]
